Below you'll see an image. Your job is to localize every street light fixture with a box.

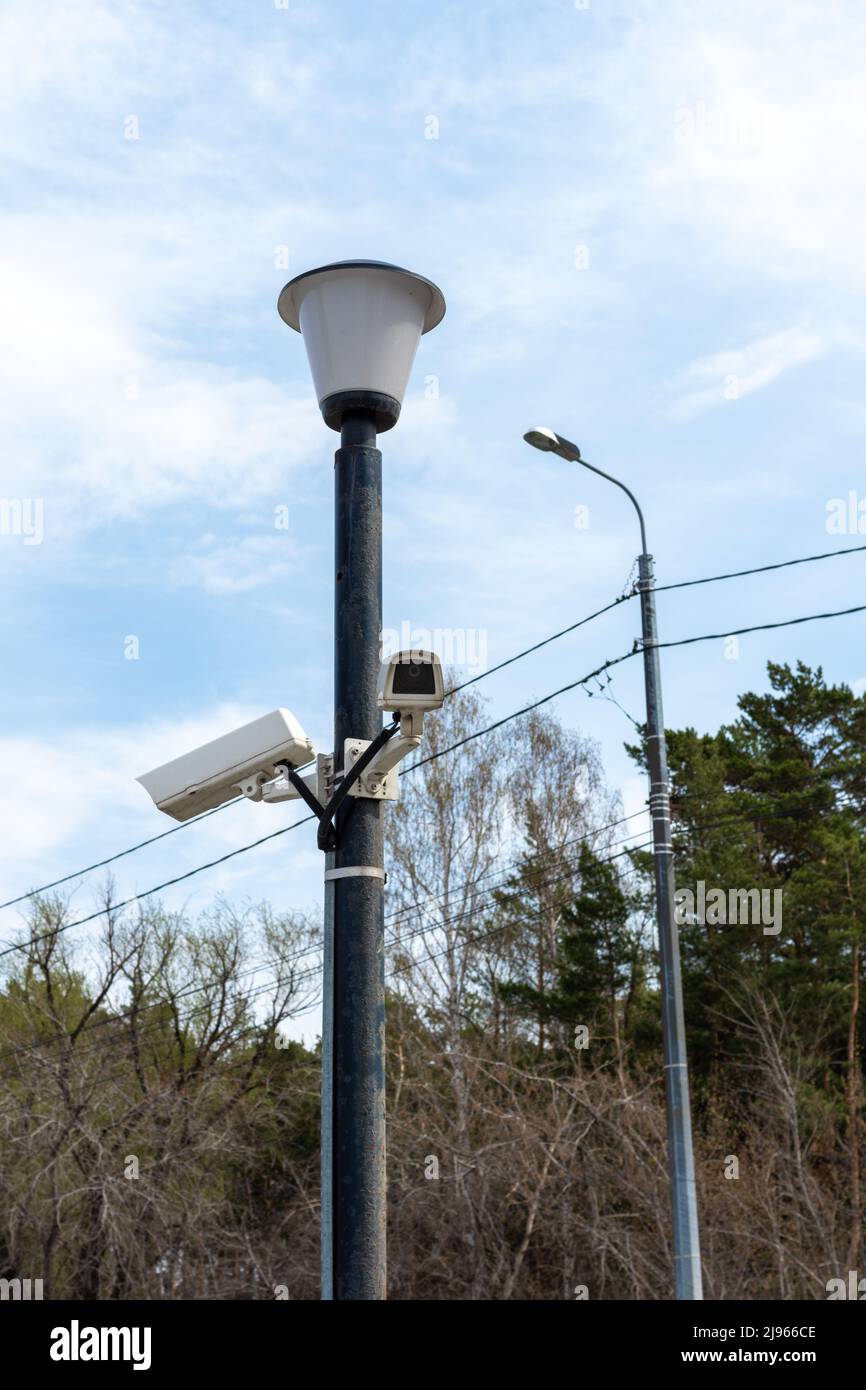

[522,426,582,463]
[278,259,445,431]
[136,261,444,1302]
[523,424,703,1302]
[280,261,445,1302]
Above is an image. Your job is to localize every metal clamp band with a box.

[324,866,386,882]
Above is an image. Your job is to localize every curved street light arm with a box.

[578,455,648,556]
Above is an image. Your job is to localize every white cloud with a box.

[605,2,866,294]
[0,704,256,875]
[0,244,323,528]
[395,1,866,304]
[664,327,825,421]
[0,1,129,114]
[0,702,326,943]
[0,1,338,534]
[3,0,866,965]
[168,533,301,596]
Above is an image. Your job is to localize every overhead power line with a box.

[448,595,632,695]
[0,816,313,960]
[1,594,639,910]
[466,600,866,725]
[1,782,856,1075]
[5,597,866,960]
[654,539,866,594]
[0,836,651,1073]
[6,578,863,968]
[654,603,866,651]
[9,656,636,956]
[3,542,866,918]
[0,800,247,911]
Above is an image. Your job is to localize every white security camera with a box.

[377,649,444,719]
[137,709,315,822]
[342,649,445,799]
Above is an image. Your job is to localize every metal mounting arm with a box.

[363,730,421,778]
[341,709,428,799]
[316,719,399,851]
[239,719,405,854]
[257,767,321,805]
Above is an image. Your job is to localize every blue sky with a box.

[2,0,865,1038]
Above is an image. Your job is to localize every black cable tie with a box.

[275,764,328,823]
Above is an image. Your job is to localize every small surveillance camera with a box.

[377,649,445,716]
[137,709,315,822]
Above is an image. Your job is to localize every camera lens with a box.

[392,660,436,696]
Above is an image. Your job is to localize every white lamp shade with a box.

[278,261,445,411]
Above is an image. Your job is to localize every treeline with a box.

[0,662,862,1298]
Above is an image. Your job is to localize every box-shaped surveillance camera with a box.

[378,649,445,712]
[138,709,314,822]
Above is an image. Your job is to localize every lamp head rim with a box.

[523,426,582,461]
[277,260,446,334]
[523,426,560,451]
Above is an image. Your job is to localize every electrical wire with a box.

[1,779,855,1077]
[0,824,654,1071]
[653,603,866,652]
[654,539,866,594]
[0,836,652,1075]
[5,537,866,912]
[5,593,866,964]
[0,816,314,960]
[0,799,242,911]
[448,595,633,695]
[382,808,649,925]
[2,777,842,1074]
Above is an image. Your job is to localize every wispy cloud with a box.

[168,533,301,596]
[3,0,866,945]
[664,327,825,421]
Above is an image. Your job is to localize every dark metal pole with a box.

[320,848,335,1300]
[637,550,703,1300]
[331,408,386,1300]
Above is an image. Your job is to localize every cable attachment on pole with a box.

[622,556,640,599]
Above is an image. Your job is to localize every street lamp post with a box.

[523,426,703,1301]
[279,262,445,1300]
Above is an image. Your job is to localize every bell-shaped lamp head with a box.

[278,260,445,432]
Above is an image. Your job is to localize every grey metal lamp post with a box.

[523,426,703,1302]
